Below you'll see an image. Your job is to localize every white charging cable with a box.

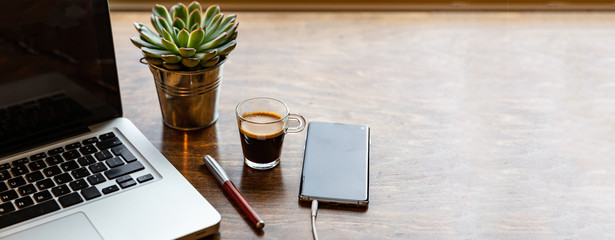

[311,200,320,240]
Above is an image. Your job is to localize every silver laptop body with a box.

[0,0,220,239]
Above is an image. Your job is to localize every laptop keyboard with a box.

[0,132,153,228]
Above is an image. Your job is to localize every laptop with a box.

[0,0,221,239]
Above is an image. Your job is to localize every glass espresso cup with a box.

[236,97,306,170]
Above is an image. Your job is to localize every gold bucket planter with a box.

[146,59,225,131]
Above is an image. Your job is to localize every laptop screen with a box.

[0,0,122,156]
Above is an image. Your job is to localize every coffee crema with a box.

[240,111,284,140]
[239,111,286,164]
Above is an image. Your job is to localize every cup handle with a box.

[287,114,306,133]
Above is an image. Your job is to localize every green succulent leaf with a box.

[188,1,202,15]
[224,14,237,25]
[134,22,146,31]
[187,9,202,31]
[214,40,236,56]
[138,26,163,47]
[177,29,190,48]
[212,15,236,37]
[198,32,227,51]
[220,22,238,42]
[172,17,186,30]
[171,3,189,23]
[161,28,173,42]
[150,15,162,34]
[229,31,238,40]
[187,28,205,48]
[161,54,183,64]
[203,5,220,28]
[181,57,200,68]
[153,4,172,27]
[178,48,196,57]
[145,56,164,65]
[130,36,159,49]
[141,47,173,58]
[204,14,223,41]
[155,16,172,35]
[199,50,217,61]
[161,38,180,54]
[163,62,183,70]
[201,56,220,67]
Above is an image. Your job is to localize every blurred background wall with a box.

[109,0,615,11]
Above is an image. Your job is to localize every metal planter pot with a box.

[147,60,224,131]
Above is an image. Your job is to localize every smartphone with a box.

[299,122,370,207]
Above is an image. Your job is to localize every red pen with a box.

[203,155,265,230]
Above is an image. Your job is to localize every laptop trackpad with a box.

[4,212,103,240]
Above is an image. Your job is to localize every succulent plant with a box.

[130,2,238,71]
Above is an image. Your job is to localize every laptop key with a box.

[0,170,11,181]
[0,200,60,228]
[65,142,82,150]
[82,137,99,145]
[11,158,28,166]
[94,150,113,161]
[69,179,88,191]
[72,167,90,179]
[0,190,18,202]
[45,155,64,166]
[78,155,96,166]
[102,185,119,194]
[10,165,29,176]
[15,196,34,209]
[26,171,44,182]
[0,182,7,192]
[119,179,137,189]
[106,157,124,168]
[89,162,108,173]
[18,184,36,196]
[112,146,137,163]
[30,153,46,161]
[33,190,53,203]
[99,132,115,140]
[0,163,10,171]
[62,150,81,161]
[51,184,71,197]
[104,161,144,179]
[79,145,97,155]
[81,186,101,200]
[60,160,79,172]
[36,179,55,190]
[116,175,132,184]
[54,173,73,185]
[136,174,154,183]
[96,137,122,150]
[28,160,47,171]
[58,192,83,208]
[0,202,15,214]
[87,173,106,185]
[47,147,65,156]
[43,165,62,177]
[8,176,27,188]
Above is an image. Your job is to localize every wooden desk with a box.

[110,11,615,239]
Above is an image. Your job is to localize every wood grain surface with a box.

[111,11,615,239]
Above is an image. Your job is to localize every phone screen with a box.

[299,122,369,207]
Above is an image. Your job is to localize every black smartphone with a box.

[299,122,370,207]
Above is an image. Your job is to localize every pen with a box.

[203,155,265,230]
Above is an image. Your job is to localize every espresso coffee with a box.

[239,111,286,164]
